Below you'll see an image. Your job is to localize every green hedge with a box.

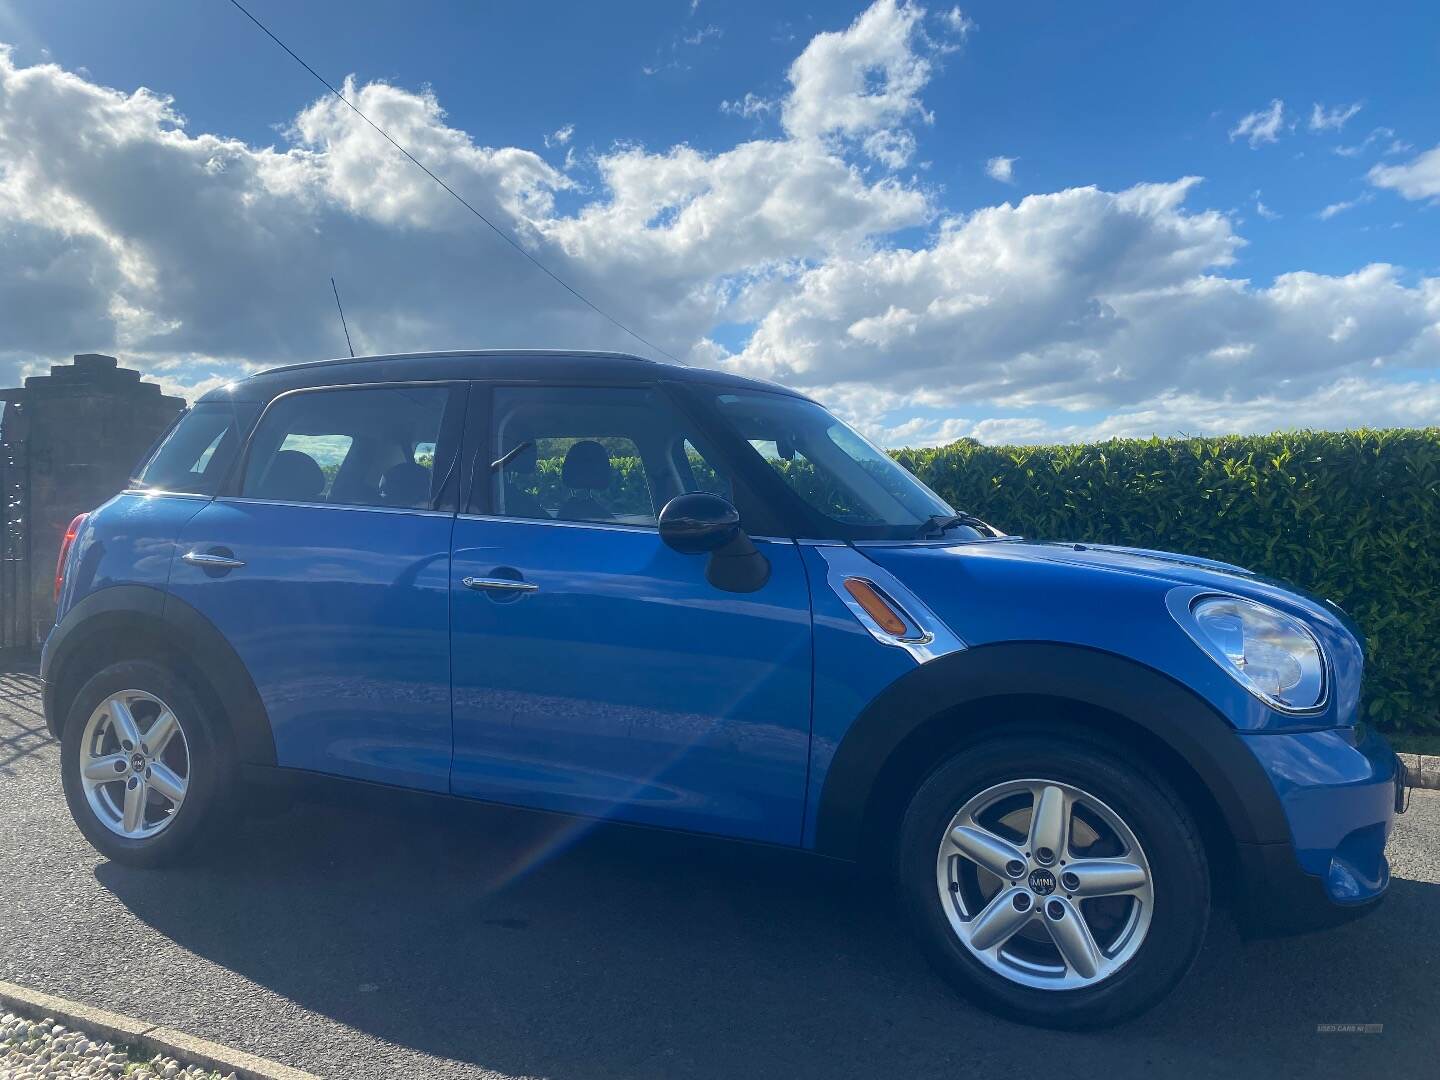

[895,430,1440,734]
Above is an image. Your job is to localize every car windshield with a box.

[711,390,957,537]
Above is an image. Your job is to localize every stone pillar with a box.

[13,354,185,640]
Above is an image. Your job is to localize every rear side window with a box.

[241,385,454,510]
[133,402,257,495]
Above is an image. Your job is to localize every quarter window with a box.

[241,385,452,510]
[133,401,258,495]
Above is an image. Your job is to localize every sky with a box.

[0,0,1437,445]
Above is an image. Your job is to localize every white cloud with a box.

[782,0,934,147]
[862,128,917,168]
[728,180,1440,425]
[719,92,775,119]
[1229,99,1286,147]
[1317,194,1370,220]
[877,377,1440,446]
[1252,190,1279,219]
[0,25,930,391]
[544,123,574,148]
[1308,101,1361,132]
[1368,143,1440,201]
[721,0,952,168]
[939,7,976,37]
[681,24,722,47]
[0,10,1437,448]
[1333,126,1402,159]
[985,155,1016,183]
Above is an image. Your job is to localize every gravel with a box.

[0,1012,232,1080]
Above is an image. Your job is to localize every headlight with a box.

[1185,596,1327,711]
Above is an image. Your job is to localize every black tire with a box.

[897,734,1209,1029]
[60,660,233,867]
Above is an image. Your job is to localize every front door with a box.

[450,384,813,844]
[170,382,465,792]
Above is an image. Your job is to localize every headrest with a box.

[561,440,612,491]
[259,449,325,502]
[379,461,432,508]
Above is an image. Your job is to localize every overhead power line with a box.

[224,0,682,364]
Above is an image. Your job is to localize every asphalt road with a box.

[2,656,1437,1080]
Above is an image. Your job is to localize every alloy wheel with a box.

[935,778,1154,990]
[78,689,190,840]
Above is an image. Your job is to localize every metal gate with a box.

[0,398,31,650]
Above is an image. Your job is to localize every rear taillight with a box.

[54,512,88,604]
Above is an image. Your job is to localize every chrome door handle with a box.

[463,576,538,593]
[182,551,247,570]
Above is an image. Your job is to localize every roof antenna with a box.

[331,276,355,358]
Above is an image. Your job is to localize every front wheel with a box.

[60,660,232,867]
[898,736,1209,1028]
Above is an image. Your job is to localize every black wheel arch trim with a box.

[42,584,276,766]
[812,641,1291,859]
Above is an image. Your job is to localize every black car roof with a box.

[198,350,809,404]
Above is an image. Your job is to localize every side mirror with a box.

[658,492,770,593]
[658,492,741,554]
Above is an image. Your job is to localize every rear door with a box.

[448,383,814,844]
[169,382,465,792]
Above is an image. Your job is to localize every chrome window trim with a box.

[1164,586,1330,715]
[120,489,212,501]
[457,512,656,534]
[454,512,792,545]
[217,496,455,519]
[816,545,965,664]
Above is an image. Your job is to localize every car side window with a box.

[241,385,453,510]
[483,386,732,526]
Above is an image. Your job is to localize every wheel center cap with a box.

[1028,868,1057,895]
[130,751,147,772]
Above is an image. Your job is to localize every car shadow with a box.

[0,654,49,775]
[93,786,1437,1079]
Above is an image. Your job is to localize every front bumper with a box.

[1233,726,1401,936]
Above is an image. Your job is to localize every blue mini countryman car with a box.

[44,351,1403,1028]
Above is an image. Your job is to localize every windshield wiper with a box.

[917,512,1000,539]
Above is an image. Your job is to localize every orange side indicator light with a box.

[843,578,910,637]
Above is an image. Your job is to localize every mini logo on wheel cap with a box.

[130,752,146,772]
[1028,868,1057,895]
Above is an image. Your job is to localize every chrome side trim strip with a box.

[816,546,966,664]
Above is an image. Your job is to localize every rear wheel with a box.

[897,736,1209,1028]
[61,660,232,867]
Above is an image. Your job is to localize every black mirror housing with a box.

[659,492,770,592]
[659,492,741,554]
